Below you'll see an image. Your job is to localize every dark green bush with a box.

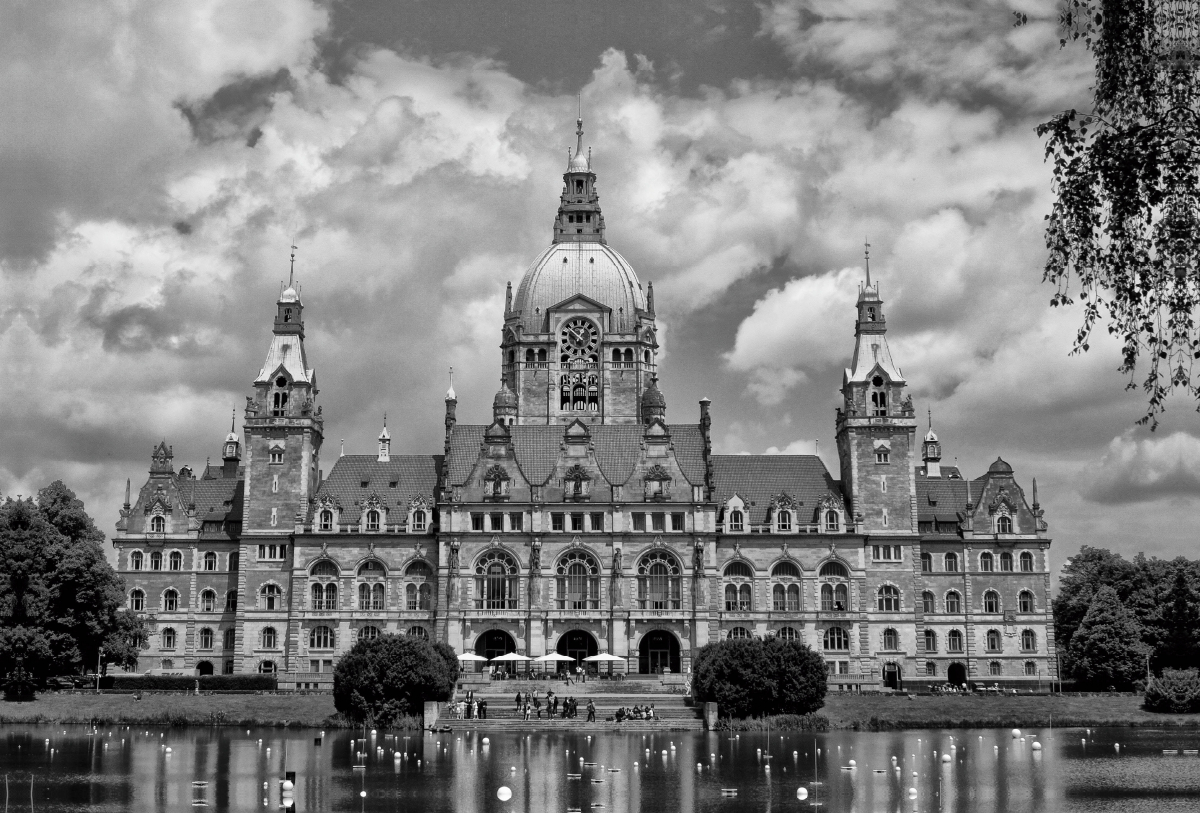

[693,637,827,718]
[107,674,277,691]
[333,634,457,726]
[1144,669,1200,713]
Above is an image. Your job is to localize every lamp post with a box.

[96,648,103,693]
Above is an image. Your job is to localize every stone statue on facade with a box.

[530,537,542,573]
[448,537,460,571]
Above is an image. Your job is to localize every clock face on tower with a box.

[560,317,599,361]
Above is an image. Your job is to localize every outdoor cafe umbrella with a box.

[491,651,532,675]
[534,652,576,676]
[583,652,627,677]
[456,652,489,674]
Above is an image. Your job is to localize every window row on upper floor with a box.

[722,507,844,534]
[920,589,1040,614]
[920,551,1038,573]
[130,588,238,613]
[314,506,430,534]
[922,627,1040,654]
[127,550,239,572]
[157,626,237,651]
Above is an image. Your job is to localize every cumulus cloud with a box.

[1082,432,1200,505]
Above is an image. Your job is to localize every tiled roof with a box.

[710,455,843,525]
[914,466,968,523]
[314,455,441,518]
[446,424,708,486]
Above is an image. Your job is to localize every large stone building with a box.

[112,117,1056,690]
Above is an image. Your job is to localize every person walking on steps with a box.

[586,699,596,722]
[515,690,523,712]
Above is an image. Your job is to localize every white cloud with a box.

[1082,431,1200,504]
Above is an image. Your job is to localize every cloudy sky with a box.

[4,0,1198,570]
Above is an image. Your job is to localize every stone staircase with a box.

[436,693,704,732]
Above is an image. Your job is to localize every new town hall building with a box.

[112,119,1056,691]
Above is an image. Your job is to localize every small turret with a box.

[493,380,518,426]
[378,415,391,463]
[922,409,941,478]
[642,376,666,424]
[221,409,241,478]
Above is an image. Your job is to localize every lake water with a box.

[2,724,1199,812]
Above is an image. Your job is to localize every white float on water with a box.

[497,787,512,801]
[942,754,952,763]
[848,759,856,768]
[282,780,294,792]
[1012,729,1021,738]
[909,788,918,798]
[797,788,808,800]
[1032,742,1042,751]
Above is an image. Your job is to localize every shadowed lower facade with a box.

[111,118,1056,691]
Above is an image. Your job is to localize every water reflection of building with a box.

[111,115,1056,691]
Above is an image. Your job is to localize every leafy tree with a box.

[1149,564,1200,671]
[332,634,457,726]
[1067,585,1146,690]
[1023,1,1200,424]
[1053,545,1138,668]
[1143,668,1200,713]
[693,637,826,718]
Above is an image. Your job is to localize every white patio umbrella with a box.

[583,652,627,677]
[457,653,489,661]
[534,653,576,661]
[490,652,531,661]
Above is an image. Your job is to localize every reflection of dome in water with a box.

[513,242,644,328]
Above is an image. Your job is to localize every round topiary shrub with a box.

[333,634,458,726]
[693,637,827,718]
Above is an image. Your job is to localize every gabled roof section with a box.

[710,455,842,525]
[314,455,442,519]
[255,333,314,385]
[547,292,612,314]
[914,466,968,524]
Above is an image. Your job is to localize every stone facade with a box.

[111,119,1056,690]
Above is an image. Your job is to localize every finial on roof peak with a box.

[864,237,871,288]
[446,366,456,401]
[568,96,590,172]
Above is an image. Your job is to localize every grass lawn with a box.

[820,693,1200,730]
[0,692,345,728]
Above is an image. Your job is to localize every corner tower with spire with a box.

[835,242,918,534]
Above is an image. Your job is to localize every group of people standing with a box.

[451,691,487,720]
[514,690,597,722]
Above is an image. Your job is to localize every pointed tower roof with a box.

[255,249,315,385]
[845,239,904,384]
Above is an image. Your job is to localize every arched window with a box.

[877,585,900,612]
[819,561,849,579]
[819,583,849,612]
[980,552,994,572]
[475,550,518,610]
[923,629,937,652]
[989,660,1002,676]
[922,591,935,613]
[611,348,620,363]
[986,629,1001,651]
[644,350,651,364]
[150,551,162,571]
[311,560,339,577]
[309,626,334,649]
[259,660,277,674]
[926,661,937,676]
[727,627,752,640]
[823,627,849,651]
[724,561,753,578]
[1019,591,1034,613]
[162,589,179,612]
[261,627,277,649]
[870,385,888,417]
[1000,552,1014,571]
[359,625,380,641]
[199,627,214,649]
[319,510,333,531]
[411,510,427,532]
[169,551,182,571]
[637,551,681,610]
[1021,629,1037,652]
[150,515,165,533]
[727,509,744,532]
[407,626,428,639]
[358,582,385,611]
[777,510,792,532]
[223,628,235,650]
[365,510,381,532]
[130,589,145,612]
[260,584,281,610]
[944,553,959,572]
[824,510,840,532]
[1024,661,1037,676]
[201,589,216,613]
[1020,551,1035,572]
[130,551,144,571]
[161,628,176,649]
[996,515,1013,534]
[920,552,932,572]
[229,552,239,571]
[772,561,800,579]
[556,551,600,610]
[203,552,217,571]
[983,590,1000,613]
[777,626,800,641]
[772,583,800,612]
[311,583,337,611]
[945,591,962,613]
[358,560,386,578]
[947,629,964,652]
[883,628,899,650]
[225,591,238,611]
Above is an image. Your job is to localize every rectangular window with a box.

[223,660,234,675]
[875,450,890,464]
[651,513,665,532]
[258,544,285,561]
[872,545,901,561]
[489,513,504,532]
[881,476,887,493]
[671,513,685,532]
[570,513,585,532]
[310,659,321,673]
[270,507,278,527]
[590,512,604,532]
[551,513,565,532]
[881,508,889,527]
[509,512,524,531]
[632,512,646,532]
[272,474,278,493]
[471,513,484,531]
[323,659,333,672]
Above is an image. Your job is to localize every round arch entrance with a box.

[882,661,901,690]
[556,630,599,674]
[638,630,681,675]
[947,662,967,686]
[196,661,214,677]
[474,629,517,673]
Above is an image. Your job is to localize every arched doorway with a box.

[947,662,967,686]
[196,661,214,677]
[882,661,901,690]
[474,629,517,673]
[638,630,681,675]
[556,630,598,674]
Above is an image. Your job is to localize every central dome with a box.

[513,241,645,330]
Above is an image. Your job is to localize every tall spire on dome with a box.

[554,99,605,244]
[864,237,872,288]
